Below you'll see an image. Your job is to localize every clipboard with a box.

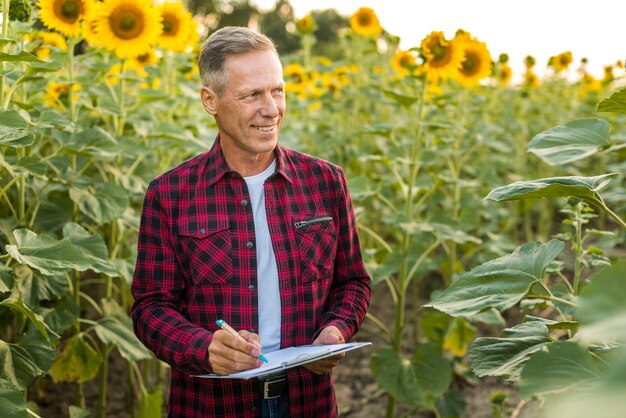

[194,342,372,379]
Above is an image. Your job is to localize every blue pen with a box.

[216,319,269,363]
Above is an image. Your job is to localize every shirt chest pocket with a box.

[177,217,232,285]
[294,214,337,283]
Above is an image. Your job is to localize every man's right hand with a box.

[208,329,264,375]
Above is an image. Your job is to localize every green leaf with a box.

[5,228,94,276]
[0,51,43,63]
[0,378,28,418]
[0,292,58,343]
[14,265,67,306]
[484,174,618,209]
[63,223,118,277]
[95,314,152,362]
[469,321,552,381]
[70,183,129,224]
[435,388,466,418]
[370,344,452,408]
[14,156,48,177]
[139,389,163,418]
[520,341,601,399]
[0,333,55,389]
[577,259,626,343]
[0,265,13,292]
[68,405,92,418]
[63,127,120,158]
[382,89,419,108]
[442,317,476,357]
[0,110,33,147]
[528,118,612,165]
[425,240,564,316]
[48,335,102,383]
[597,87,626,114]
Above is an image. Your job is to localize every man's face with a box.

[201,49,286,166]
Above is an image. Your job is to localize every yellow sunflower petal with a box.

[421,31,464,80]
[455,39,492,88]
[94,0,162,59]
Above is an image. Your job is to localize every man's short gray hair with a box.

[198,26,278,96]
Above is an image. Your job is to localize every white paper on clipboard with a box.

[193,342,372,380]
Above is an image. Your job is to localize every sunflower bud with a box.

[9,0,33,22]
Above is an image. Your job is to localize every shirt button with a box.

[241,199,248,206]
[246,241,254,248]
[250,328,256,334]
[200,228,206,235]
[248,284,256,292]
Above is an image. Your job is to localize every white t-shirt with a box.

[243,160,281,353]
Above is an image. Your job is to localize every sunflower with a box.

[391,49,417,78]
[34,31,67,60]
[551,51,573,72]
[93,0,162,59]
[157,2,194,52]
[128,50,159,69]
[454,39,492,88]
[296,14,315,35]
[350,7,382,37]
[421,31,463,80]
[497,64,512,85]
[45,81,80,107]
[284,63,308,94]
[523,70,540,87]
[37,0,89,37]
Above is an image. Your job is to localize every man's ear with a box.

[200,86,218,115]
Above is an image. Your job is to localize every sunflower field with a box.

[0,1,625,418]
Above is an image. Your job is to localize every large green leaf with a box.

[520,341,601,399]
[0,51,43,63]
[63,223,118,277]
[5,228,94,276]
[0,292,57,343]
[0,333,55,389]
[577,259,626,344]
[69,182,129,224]
[425,240,564,316]
[94,313,151,362]
[0,110,33,147]
[528,118,612,165]
[0,378,28,418]
[62,127,120,158]
[469,321,552,381]
[48,335,102,383]
[14,265,67,307]
[370,344,452,408]
[597,87,626,114]
[484,174,618,208]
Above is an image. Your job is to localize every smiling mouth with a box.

[253,124,277,132]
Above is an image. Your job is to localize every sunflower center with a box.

[109,7,145,40]
[461,52,481,76]
[357,13,371,26]
[429,44,452,68]
[162,14,179,36]
[54,0,82,23]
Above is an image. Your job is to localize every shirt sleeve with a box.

[317,168,371,341]
[131,181,214,374]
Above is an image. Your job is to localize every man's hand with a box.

[303,326,346,375]
[208,329,264,375]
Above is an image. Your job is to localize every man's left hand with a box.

[303,326,346,375]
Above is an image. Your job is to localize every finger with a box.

[239,330,262,350]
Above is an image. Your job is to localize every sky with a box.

[252,0,623,81]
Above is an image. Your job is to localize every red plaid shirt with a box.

[131,137,371,417]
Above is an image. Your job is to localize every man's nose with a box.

[259,93,280,117]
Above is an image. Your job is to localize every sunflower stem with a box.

[0,0,11,109]
[117,59,127,136]
[67,37,77,122]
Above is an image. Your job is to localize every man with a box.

[131,26,371,418]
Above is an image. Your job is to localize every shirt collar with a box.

[207,135,294,186]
